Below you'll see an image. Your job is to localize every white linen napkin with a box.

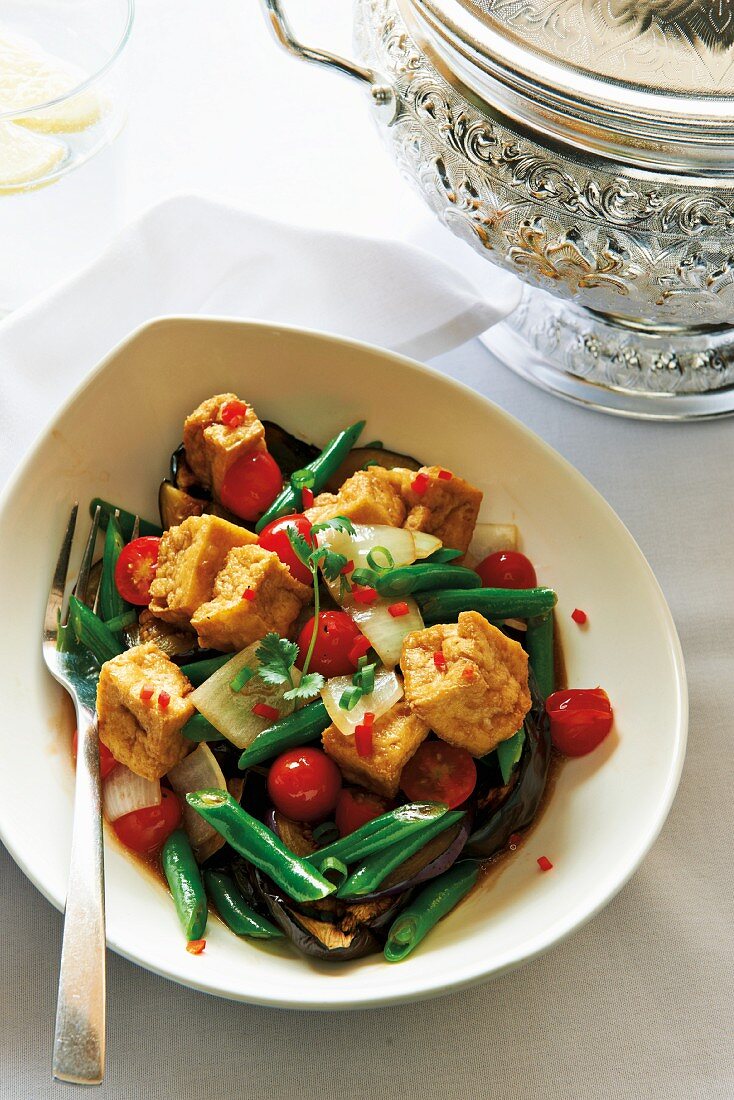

[0,194,520,484]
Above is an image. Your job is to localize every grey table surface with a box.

[2,341,732,1100]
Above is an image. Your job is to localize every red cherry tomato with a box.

[114,536,161,605]
[72,729,118,780]
[296,611,364,677]
[476,550,537,590]
[112,788,182,854]
[400,741,477,809]
[219,451,283,521]
[335,788,389,837]
[267,747,342,823]
[258,513,314,585]
[546,688,614,757]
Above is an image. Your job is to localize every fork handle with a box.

[52,709,106,1085]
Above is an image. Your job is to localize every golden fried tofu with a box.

[306,467,406,527]
[97,643,194,780]
[397,465,482,556]
[322,702,429,798]
[182,393,266,496]
[400,611,530,756]
[149,514,257,629]
[191,545,311,652]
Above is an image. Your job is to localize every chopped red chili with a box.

[411,471,430,495]
[352,584,378,605]
[537,856,553,872]
[186,938,206,955]
[363,711,375,725]
[571,608,588,625]
[354,724,373,757]
[158,690,171,709]
[508,832,523,850]
[252,703,279,721]
[302,487,314,509]
[242,589,256,601]
[388,601,410,618]
[348,635,372,666]
[139,683,154,703]
[220,400,248,429]
[433,651,447,672]
[461,667,475,681]
[437,469,453,481]
[341,560,355,575]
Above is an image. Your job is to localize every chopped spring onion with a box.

[167,744,228,858]
[103,765,161,823]
[321,667,403,737]
[339,687,363,711]
[317,523,420,571]
[366,546,395,571]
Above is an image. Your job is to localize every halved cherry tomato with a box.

[267,747,342,823]
[546,688,613,757]
[476,550,537,589]
[112,788,182,854]
[400,741,477,809]
[72,729,118,779]
[114,536,161,605]
[219,451,283,521]
[335,788,389,837]
[258,512,314,584]
[295,611,365,676]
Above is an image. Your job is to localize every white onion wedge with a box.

[317,523,418,569]
[321,668,403,737]
[190,642,297,749]
[412,531,442,559]
[468,522,519,564]
[103,765,161,823]
[349,597,424,669]
[167,743,227,853]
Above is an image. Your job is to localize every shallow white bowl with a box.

[0,318,687,1009]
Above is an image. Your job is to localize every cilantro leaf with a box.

[310,515,356,537]
[286,526,314,568]
[310,546,348,581]
[255,632,298,686]
[284,672,325,703]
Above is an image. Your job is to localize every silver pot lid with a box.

[404,0,734,169]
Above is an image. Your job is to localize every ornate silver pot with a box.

[262,0,734,418]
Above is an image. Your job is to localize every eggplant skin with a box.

[262,421,319,478]
[325,446,422,492]
[465,675,552,859]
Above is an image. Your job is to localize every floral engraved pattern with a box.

[506,220,635,295]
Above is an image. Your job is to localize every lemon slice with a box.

[0,29,102,133]
[0,119,65,189]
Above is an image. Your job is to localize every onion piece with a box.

[167,743,227,855]
[412,531,442,559]
[103,765,161,823]
[468,522,519,564]
[349,597,424,669]
[321,667,403,737]
[190,641,297,749]
[317,523,417,569]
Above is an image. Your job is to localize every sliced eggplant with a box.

[349,814,472,902]
[263,421,319,477]
[158,480,206,529]
[128,609,200,660]
[324,446,422,492]
[170,443,210,499]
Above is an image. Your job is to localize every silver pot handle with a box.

[261,0,396,120]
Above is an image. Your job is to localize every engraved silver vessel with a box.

[263,0,734,418]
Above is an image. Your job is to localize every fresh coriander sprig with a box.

[229,633,324,705]
[287,516,355,678]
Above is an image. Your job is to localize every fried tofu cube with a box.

[398,466,482,556]
[191,545,311,652]
[149,514,257,629]
[97,643,194,780]
[322,701,429,798]
[306,467,406,527]
[183,393,266,496]
[400,611,530,756]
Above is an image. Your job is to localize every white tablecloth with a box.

[1,2,732,1098]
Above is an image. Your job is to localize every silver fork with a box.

[43,504,106,1086]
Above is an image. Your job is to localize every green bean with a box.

[255,419,366,532]
[182,712,225,742]
[526,612,555,699]
[417,586,557,625]
[98,512,126,624]
[161,829,208,941]
[203,870,283,939]
[90,497,162,540]
[495,726,526,785]
[375,563,481,598]
[238,699,330,767]
[180,653,231,687]
[423,547,463,564]
[101,609,138,633]
[67,595,124,665]
[186,790,336,902]
[384,860,480,962]
[306,801,449,872]
[337,810,465,898]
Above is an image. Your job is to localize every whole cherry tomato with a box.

[114,536,161,605]
[258,513,314,584]
[267,747,342,823]
[296,611,365,677]
[72,729,118,779]
[335,788,389,837]
[400,741,477,809]
[112,788,182,854]
[546,688,614,757]
[219,451,283,521]
[476,550,537,590]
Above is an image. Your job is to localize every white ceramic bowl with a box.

[0,318,687,1009]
